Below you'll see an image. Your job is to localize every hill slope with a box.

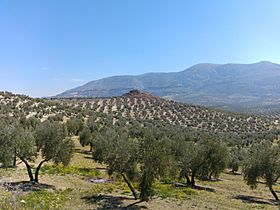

[59,90,278,134]
[56,61,280,112]
[1,90,278,134]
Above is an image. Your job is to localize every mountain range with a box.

[56,61,280,113]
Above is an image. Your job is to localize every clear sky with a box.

[1,0,280,97]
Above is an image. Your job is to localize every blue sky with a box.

[1,0,280,97]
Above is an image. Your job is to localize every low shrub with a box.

[41,164,100,177]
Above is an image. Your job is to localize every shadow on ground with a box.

[4,181,55,192]
[199,177,223,182]
[174,183,215,192]
[82,194,147,210]
[74,148,91,155]
[234,194,280,206]
[83,156,94,159]
[224,171,242,176]
[193,185,215,192]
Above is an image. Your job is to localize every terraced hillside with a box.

[1,90,278,134]
[56,90,277,134]
[0,91,65,120]
[241,106,280,119]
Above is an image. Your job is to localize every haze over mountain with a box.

[56,61,280,112]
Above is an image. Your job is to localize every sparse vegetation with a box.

[0,90,280,209]
[22,189,71,210]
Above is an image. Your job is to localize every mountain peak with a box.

[254,61,279,66]
[256,60,274,64]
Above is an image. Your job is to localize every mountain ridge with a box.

[56,61,280,113]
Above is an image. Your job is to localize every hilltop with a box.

[56,61,280,113]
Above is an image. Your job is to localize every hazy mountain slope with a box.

[56,61,280,112]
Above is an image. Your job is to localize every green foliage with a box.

[79,115,101,150]
[0,119,75,183]
[19,116,40,130]
[174,135,229,185]
[198,137,230,179]
[66,117,84,136]
[93,128,138,178]
[138,129,173,201]
[16,128,37,162]
[92,124,176,201]
[53,137,75,166]
[0,189,17,210]
[47,113,64,122]
[92,127,139,199]
[21,189,71,210]
[87,115,99,133]
[0,121,17,167]
[243,142,280,188]
[139,170,154,201]
[153,182,197,200]
[229,146,247,173]
[34,121,67,161]
[243,142,280,200]
[86,182,121,195]
[79,128,92,147]
[41,164,100,177]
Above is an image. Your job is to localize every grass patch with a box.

[20,189,72,210]
[0,167,17,177]
[0,189,18,210]
[82,183,120,196]
[154,182,198,200]
[41,164,100,177]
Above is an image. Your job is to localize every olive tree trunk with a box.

[34,159,48,183]
[19,157,34,182]
[269,187,279,200]
[191,173,195,186]
[186,175,191,184]
[121,173,138,200]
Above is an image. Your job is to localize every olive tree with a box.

[138,129,172,201]
[92,124,173,201]
[79,116,99,152]
[0,120,17,167]
[243,142,280,200]
[229,145,246,174]
[93,127,139,199]
[66,117,84,136]
[17,121,75,183]
[199,138,229,180]
[174,136,229,186]
[79,128,94,152]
